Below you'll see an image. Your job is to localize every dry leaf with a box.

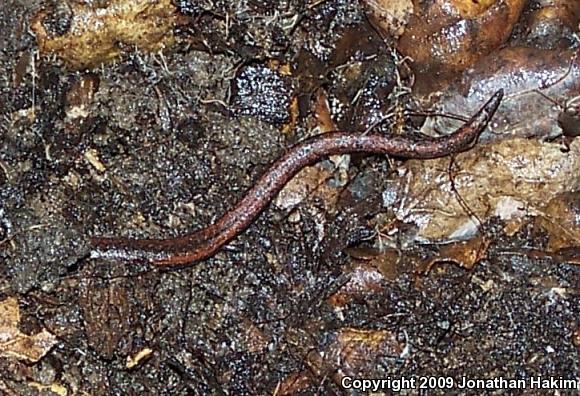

[419,235,490,273]
[29,382,68,396]
[0,297,57,363]
[327,263,386,307]
[383,138,579,243]
[397,0,527,77]
[535,191,580,252]
[330,328,402,373]
[31,0,178,69]
[422,48,579,142]
[363,0,414,39]
[126,348,153,369]
[275,371,312,396]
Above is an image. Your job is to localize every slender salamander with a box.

[90,90,504,268]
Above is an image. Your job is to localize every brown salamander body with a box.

[90,90,504,268]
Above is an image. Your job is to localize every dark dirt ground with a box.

[0,1,578,395]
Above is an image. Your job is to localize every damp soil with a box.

[0,1,578,395]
